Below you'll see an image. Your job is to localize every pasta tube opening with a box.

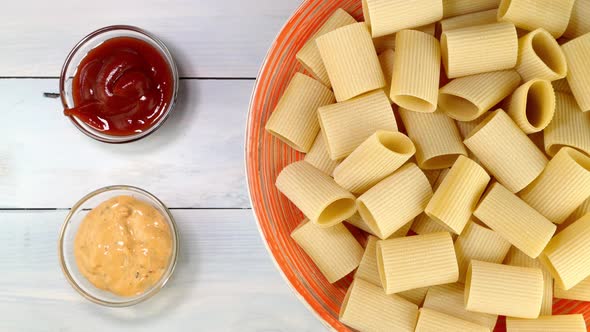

[319,198,358,225]
[507,79,555,133]
[531,31,567,78]
[438,93,480,121]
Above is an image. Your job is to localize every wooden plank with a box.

[0,209,324,331]
[0,0,301,77]
[0,79,250,208]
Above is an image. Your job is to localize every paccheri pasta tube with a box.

[540,213,590,290]
[334,130,415,194]
[504,247,554,315]
[465,260,544,318]
[544,92,590,157]
[340,278,419,332]
[554,275,590,302]
[373,23,436,53]
[377,232,458,293]
[441,22,518,78]
[463,109,548,193]
[439,70,521,121]
[519,147,590,224]
[318,90,397,160]
[295,9,357,87]
[561,33,590,113]
[291,219,363,283]
[454,221,511,282]
[378,49,395,103]
[425,156,490,234]
[563,0,590,39]
[415,308,490,332]
[515,28,567,82]
[265,73,335,152]
[506,314,586,332]
[304,131,341,176]
[316,22,385,101]
[399,108,467,169]
[506,79,555,134]
[390,30,441,113]
[474,182,556,258]
[276,161,356,227]
[357,163,433,239]
[442,0,500,18]
[362,0,443,38]
[497,0,575,38]
[423,283,498,330]
[439,9,498,34]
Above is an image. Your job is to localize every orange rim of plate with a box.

[244,1,590,331]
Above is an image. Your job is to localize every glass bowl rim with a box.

[58,185,179,307]
[59,25,180,144]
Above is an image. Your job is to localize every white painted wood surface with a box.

[1,0,300,77]
[0,0,327,330]
[0,210,323,331]
[0,79,250,209]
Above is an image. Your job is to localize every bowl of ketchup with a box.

[60,25,179,143]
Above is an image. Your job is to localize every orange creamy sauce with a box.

[74,195,172,297]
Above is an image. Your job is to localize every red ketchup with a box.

[65,37,174,136]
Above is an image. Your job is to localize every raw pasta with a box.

[355,229,417,287]
[399,108,466,169]
[544,92,590,157]
[316,22,385,102]
[465,260,544,318]
[373,23,436,53]
[377,232,458,293]
[540,213,590,290]
[357,163,433,239]
[439,9,498,34]
[506,314,586,332]
[275,161,356,227]
[463,109,548,193]
[425,156,490,234]
[340,278,419,332]
[378,49,395,103]
[291,219,363,283]
[554,276,590,302]
[304,131,341,176]
[505,79,555,134]
[515,28,567,82]
[295,9,357,87]
[442,0,500,18]
[563,0,590,39]
[423,283,498,330]
[474,182,556,258]
[561,33,590,112]
[441,22,518,78]
[504,247,554,315]
[439,70,521,121]
[454,221,511,282]
[398,287,430,306]
[318,90,397,160]
[497,0,575,38]
[345,212,377,235]
[334,130,415,194]
[390,30,440,113]
[415,308,490,332]
[265,73,335,152]
[355,235,382,286]
[519,147,590,224]
[552,78,571,93]
[363,0,443,38]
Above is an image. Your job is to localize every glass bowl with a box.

[58,185,179,307]
[244,1,590,331]
[59,25,179,143]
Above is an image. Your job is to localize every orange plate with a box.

[244,1,590,330]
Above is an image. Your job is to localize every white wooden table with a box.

[0,1,325,330]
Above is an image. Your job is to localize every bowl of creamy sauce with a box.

[59,186,178,306]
